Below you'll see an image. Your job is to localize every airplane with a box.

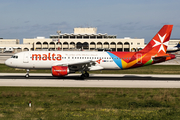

[167,42,180,53]
[5,25,176,79]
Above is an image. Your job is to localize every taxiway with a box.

[0,73,180,88]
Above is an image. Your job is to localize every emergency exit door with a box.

[23,53,29,63]
[136,53,142,64]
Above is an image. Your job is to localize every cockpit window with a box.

[11,55,18,59]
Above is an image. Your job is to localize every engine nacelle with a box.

[51,66,69,77]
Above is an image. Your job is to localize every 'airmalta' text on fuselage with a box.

[32,53,62,61]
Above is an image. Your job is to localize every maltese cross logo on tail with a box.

[153,34,169,53]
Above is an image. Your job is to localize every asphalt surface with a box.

[0,73,180,88]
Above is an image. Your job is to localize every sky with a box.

[0,0,180,44]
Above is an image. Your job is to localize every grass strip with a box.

[0,87,180,119]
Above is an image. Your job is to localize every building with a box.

[23,28,145,52]
[0,39,25,53]
[0,27,179,53]
[0,39,19,44]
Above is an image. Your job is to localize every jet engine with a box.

[51,66,69,77]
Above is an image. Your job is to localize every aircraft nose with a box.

[5,59,11,67]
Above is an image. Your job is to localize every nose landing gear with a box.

[25,69,30,78]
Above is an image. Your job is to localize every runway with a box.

[0,73,180,88]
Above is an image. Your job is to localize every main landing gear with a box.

[25,69,29,78]
[80,71,89,79]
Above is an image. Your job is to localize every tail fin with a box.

[139,25,173,54]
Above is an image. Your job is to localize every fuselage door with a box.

[136,53,142,64]
[23,53,29,63]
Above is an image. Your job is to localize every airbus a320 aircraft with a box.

[5,25,175,79]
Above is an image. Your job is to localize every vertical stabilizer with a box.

[139,25,173,54]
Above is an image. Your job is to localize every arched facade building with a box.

[23,27,145,52]
[23,37,144,52]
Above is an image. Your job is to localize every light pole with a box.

[57,30,61,51]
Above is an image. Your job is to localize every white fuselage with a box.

[5,51,120,70]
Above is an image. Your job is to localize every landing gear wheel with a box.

[25,74,29,78]
[25,69,30,78]
[80,71,89,79]
[85,72,89,77]
[80,74,85,80]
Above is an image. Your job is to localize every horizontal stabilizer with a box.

[151,54,170,59]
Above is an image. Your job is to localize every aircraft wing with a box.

[52,60,92,66]
[68,60,93,66]
[52,60,102,72]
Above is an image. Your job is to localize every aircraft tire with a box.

[80,74,85,80]
[85,72,89,77]
[25,74,29,78]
